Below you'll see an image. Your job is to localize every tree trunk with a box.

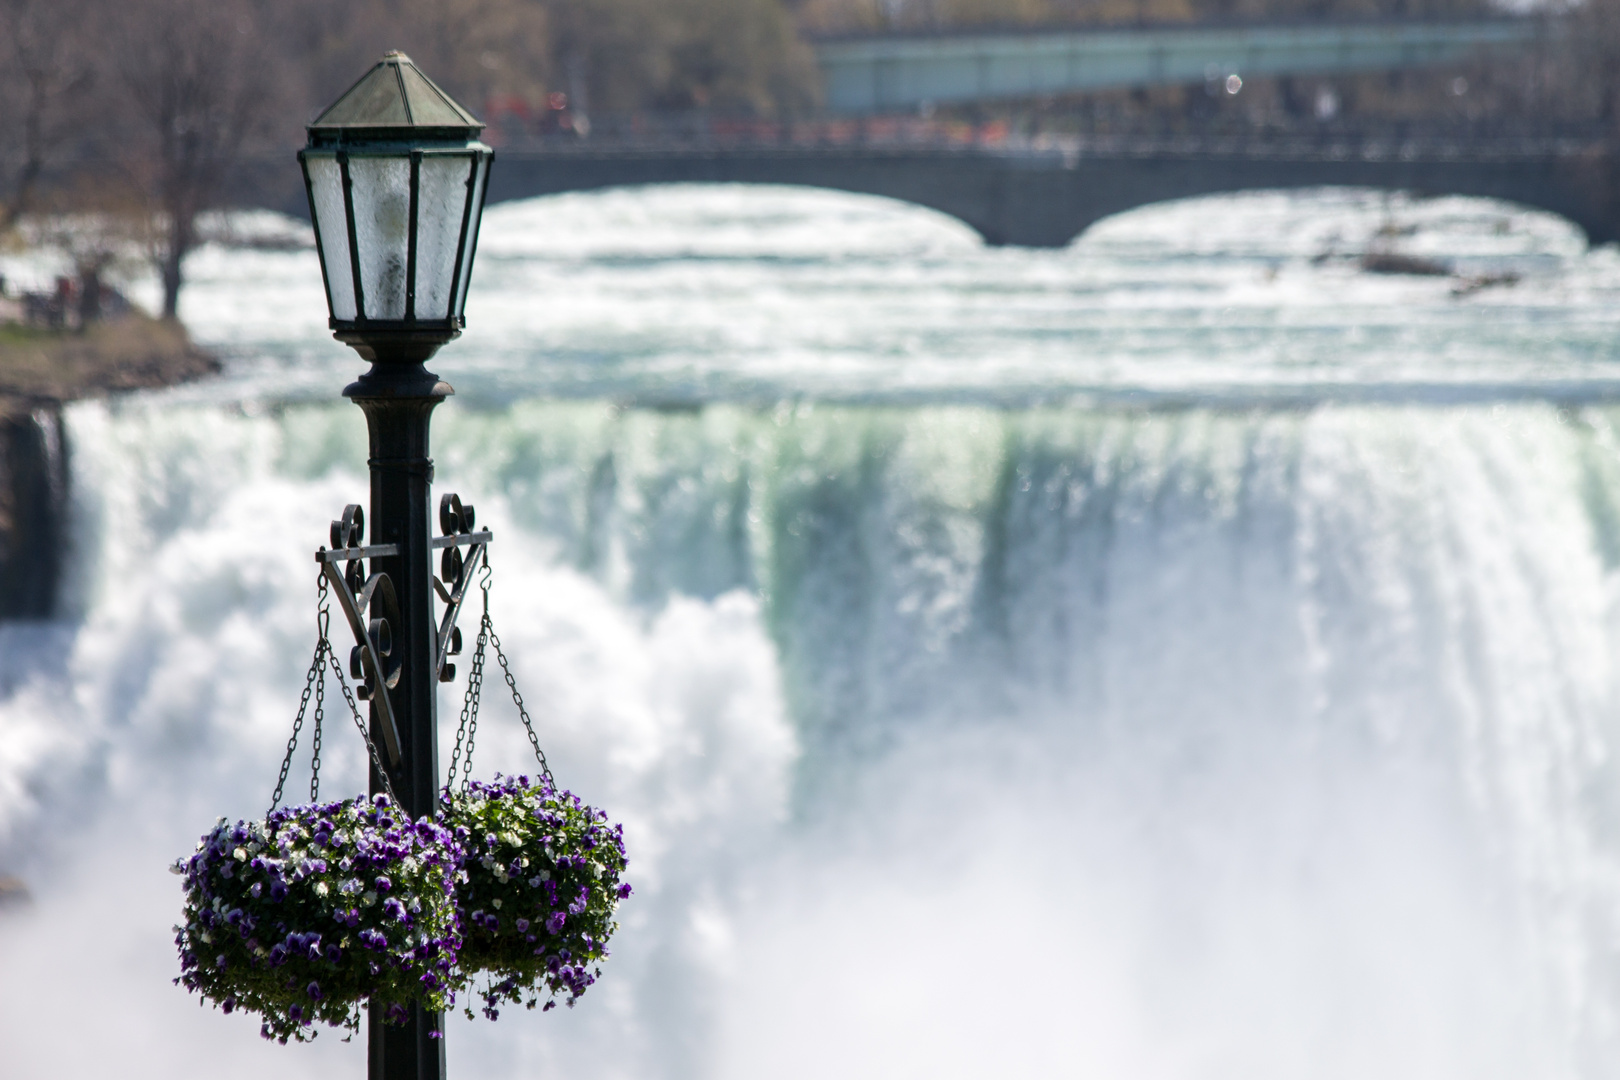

[162,206,190,319]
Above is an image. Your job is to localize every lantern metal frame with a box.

[298,52,494,363]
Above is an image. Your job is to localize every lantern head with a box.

[300,52,493,362]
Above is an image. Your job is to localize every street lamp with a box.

[301,51,493,362]
[300,52,494,1080]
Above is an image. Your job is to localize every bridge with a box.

[811,18,1546,114]
[483,136,1619,248]
[250,17,1606,249]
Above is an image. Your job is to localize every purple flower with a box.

[545,913,566,934]
[307,982,323,1001]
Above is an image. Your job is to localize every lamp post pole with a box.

[349,361,451,1080]
[298,50,494,1080]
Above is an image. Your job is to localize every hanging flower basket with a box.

[173,794,464,1043]
[441,774,631,1019]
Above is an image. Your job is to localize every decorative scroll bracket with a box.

[311,497,494,769]
[315,503,404,767]
[432,492,491,683]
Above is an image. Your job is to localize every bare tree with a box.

[113,0,283,318]
[0,0,96,231]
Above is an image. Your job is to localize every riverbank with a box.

[0,313,219,416]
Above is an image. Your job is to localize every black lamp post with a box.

[300,52,493,1080]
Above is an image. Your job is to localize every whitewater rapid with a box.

[2,186,1620,1078]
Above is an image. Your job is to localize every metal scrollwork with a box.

[432,491,492,685]
[315,502,405,767]
[309,495,494,772]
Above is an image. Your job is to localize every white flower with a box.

[491,899,502,910]
[233,847,247,862]
[362,891,377,906]
[315,881,330,897]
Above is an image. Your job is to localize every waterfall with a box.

[3,393,1619,1077]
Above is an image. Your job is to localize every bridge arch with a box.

[486,146,1618,249]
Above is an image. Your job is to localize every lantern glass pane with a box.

[414,155,471,321]
[306,156,356,320]
[452,154,489,321]
[348,156,412,320]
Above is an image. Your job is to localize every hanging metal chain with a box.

[271,570,402,811]
[481,561,554,784]
[326,644,402,808]
[441,556,554,791]
[308,650,325,803]
[444,612,488,793]
[271,574,333,811]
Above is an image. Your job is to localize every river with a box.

[2,184,1620,1079]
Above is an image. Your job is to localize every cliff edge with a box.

[0,313,220,617]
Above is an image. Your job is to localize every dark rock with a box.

[1360,251,1452,276]
[0,408,65,618]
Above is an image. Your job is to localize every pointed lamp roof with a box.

[308,52,483,144]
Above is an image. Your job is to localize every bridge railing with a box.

[483,109,1614,161]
